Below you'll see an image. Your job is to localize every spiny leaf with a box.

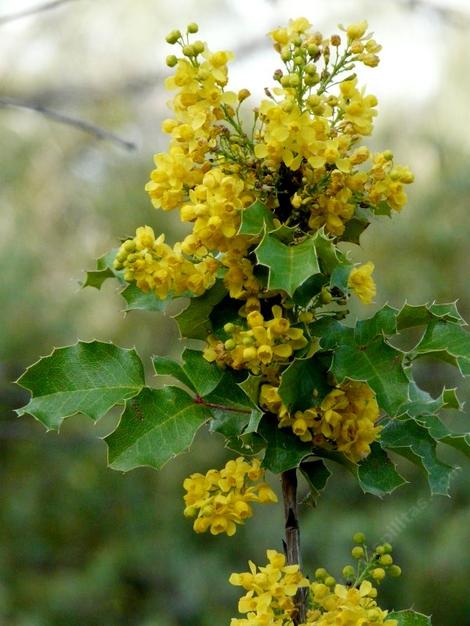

[173,280,227,340]
[414,321,470,376]
[309,318,354,350]
[397,301,465,330]
[82,248,121,290]
[299,459,331,505]
[340,211,370,244]
[278,357,330,412]
[105,386,209,471]
[259,416,311,473]
[330,263,353,292]
[387,610,432,626]
[354,305,398,345]
[416,414,470,460]
[16,341,144,430]
[207,371,262,438]
[356,443,407,497]
[255,233,320,296]
[225,432,266,456]
[121,283,168,312]
[331,337,410,416]
[380,418,455,495]
[400,382,461,418]
[313,229,343,274]
[239,200,276,236]
[153,350,224,397]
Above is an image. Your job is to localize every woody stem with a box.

[281,469,308,625]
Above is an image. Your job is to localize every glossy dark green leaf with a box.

[173,280,227,340]
[278,357,330,411]
[259,416,311,473]
[82,248,121,289]
[331,337,409,416]
[299,459,331,504]
[239,200,276,236]
[356,443,407,497]
[255,233,320,296]
[416,414,470,460]
[380,418,455,495]
[17,341,144,430]
[397,301,465,330]
[206,372,261,438]
[354,305,398,345]
[414,321,470,376]
[388,610,431,626]
[121,283,168,312]
[105,386,209,471]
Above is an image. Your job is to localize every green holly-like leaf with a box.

[16,341,145,430]
[292,274,327,307]
[278,357,330,412]
[259,416,311,473]
[397,301,465,330]
[82,248,122,289]
[380,418,455,495]
[356,443,408,497]
[400,382,461,418]
[354,305,398,345]
[121,283,168,312]
[340,209,370,244]
[153,349,223,396]
[388,610,432,626]
[331,336,409,416]
[173,280,227,340]
[239,200,276,236]
[313,229,343,274]
[255,233,320,296]
[413,321,470,376]
[207,371,262,438]
[225,432,267,456]
[416,414,470,460]
[105,386,209,471]
[299,459,331,504]
[330,263,353,292]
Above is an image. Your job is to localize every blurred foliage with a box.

[0,1,469,625]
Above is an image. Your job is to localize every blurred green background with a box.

[1,0,469,625]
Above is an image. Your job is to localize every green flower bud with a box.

[187,22,199,34]
[166,29,181,45]
[383,543,393,553]
[325,576,336,587]
[315,568,328,580]
[353,532,366,544]
[372,568,386,581]
[224,339,236,351]
[390,565,402,577]
[380,554,393,566]
[375,545,385,555]
[192,40,205,55]
[182,44,194,57]
[352,546,364,559]
[166,55,178,67]
[342,565,355,579]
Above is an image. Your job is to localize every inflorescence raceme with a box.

[113,18,413,465]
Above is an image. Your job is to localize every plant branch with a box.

[0,96,136,151]
[281,469,308,625]
[0,0,79,26]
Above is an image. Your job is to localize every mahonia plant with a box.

[17,17,470,626]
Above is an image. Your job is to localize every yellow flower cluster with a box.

[260,381,380,462]
[113,226,218,298]
[348,261,376,304]
[183,457,277,536]
[229,545,398,626]
[306,580,397,626]
[229,549,309,626]
[203,306,308,374]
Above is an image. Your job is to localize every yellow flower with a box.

[348,261,376,304]
[183,457,277,536]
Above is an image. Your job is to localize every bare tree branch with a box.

[0,0,80,26]
[0,96,137,150]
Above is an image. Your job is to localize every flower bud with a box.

[352,546,364,559]
[187,22,199,34]
[353,532,366,544]
[166,29,181,44]
[166,54,178,67]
